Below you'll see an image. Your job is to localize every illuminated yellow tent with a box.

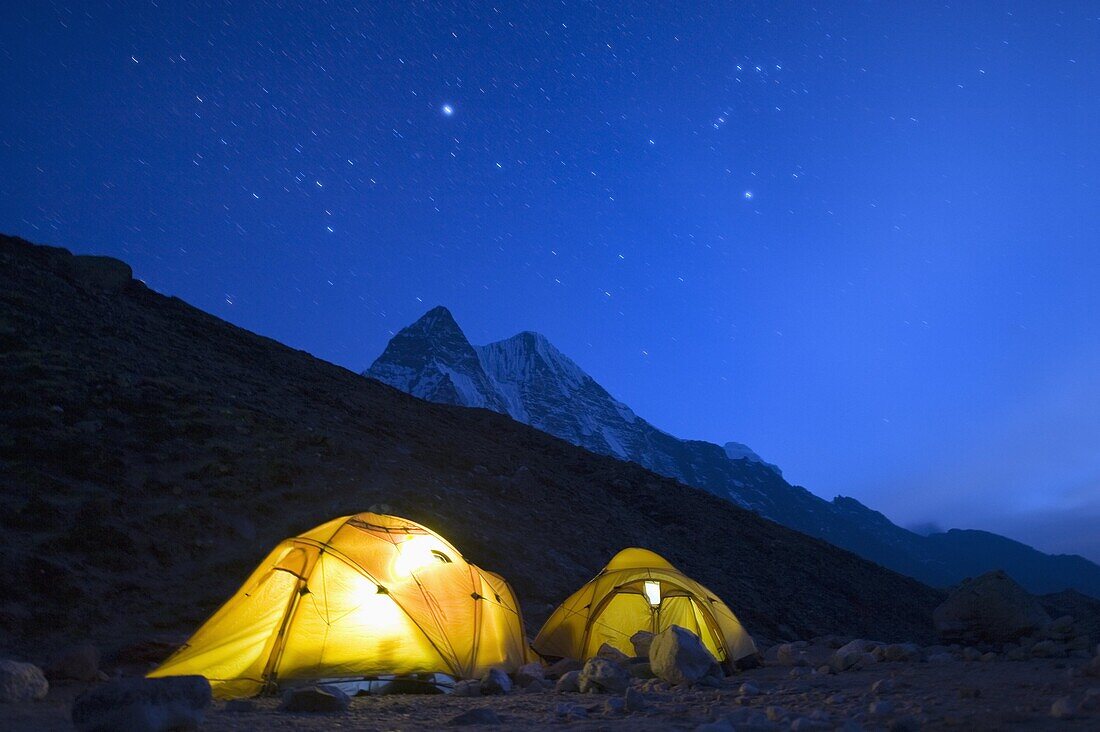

[532,548,756,668]
[149,513,529,698]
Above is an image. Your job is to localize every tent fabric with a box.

[532,548,756,667]
[148,513,529,698]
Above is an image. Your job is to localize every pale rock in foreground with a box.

[649,625,721,685]
[0,659,48,703]
[578,657,631,693]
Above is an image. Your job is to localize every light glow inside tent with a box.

[644,580,661,607]
[392,534,450,577]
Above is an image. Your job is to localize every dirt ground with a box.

[4,657,1098,731]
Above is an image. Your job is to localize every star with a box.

[743,191,754,200]
[441,103,454,117]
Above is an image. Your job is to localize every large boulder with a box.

[630,631,655,658]
[71,675,211,731]
[933,571,1051,643]
[0,660,48,703]
[578,658,630,694]
[648,625,720,685]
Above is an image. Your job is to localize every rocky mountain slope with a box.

[366,307,1100,599]
[0,234,948,660]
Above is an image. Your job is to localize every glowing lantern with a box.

[644,580,661,607]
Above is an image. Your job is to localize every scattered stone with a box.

[739,682,760,696]
[448,708,501,726]
[579,657,630,694]
[279,684,349,712]
[980,652,998,662]
[72,676,212,731]
[623,686,646,712]
[882,643,921,663]
[0,660,48,703]
[604,696,626,714]
[555,670,581,693]
[1030,640,1065,658]
[451,680,481,697]
[596,642,631,665]
[825,694,847,705]
[224,699,254,713]
[544,657,583,679]
[513,662,544,688]
[45,644,100,682]
[868,700,895,716]
[649,625,721,685]
[554,702,588,719]
[631,631,655,658]
[933,570,1051,643]
[765,705,790,722]
[1050,696,1076,719]
[871,678,895,694]
[961,647,982,662]
[789,666,811,678]
[480,667,512,695]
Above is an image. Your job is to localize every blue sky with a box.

[2,2,1098,562]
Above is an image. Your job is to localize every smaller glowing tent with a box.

[532,548,756,668]
[149,513,528,698]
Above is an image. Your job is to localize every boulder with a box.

[544,657,583,679]
[513,662,544,688]
[624,686,646,712]
[933,571,1051,643]
[46,644,101,681]
[630,631,655,658]
[448,708,501,725]
[649,625,720,685]
[480,667,512,695]
[578,657,630,694]
[595,643,630,665]
[451,680,481,697]
[279,685,349,712]
[72,675,211,731]
[0,660,48,703]
[555,670,581,693]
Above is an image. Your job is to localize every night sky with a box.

[3,2,1099,562]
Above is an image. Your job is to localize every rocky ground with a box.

[5,648,1100,731]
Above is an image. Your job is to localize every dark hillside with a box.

[0,235,945,660]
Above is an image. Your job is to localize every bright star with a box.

[441,103,454,116]
[744,191,754,200]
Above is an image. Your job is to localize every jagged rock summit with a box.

[367,306,1100,599]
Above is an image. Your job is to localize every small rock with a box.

[555,670,581,693]
[792,716,830,730]
[926,653,956,663]
[224,699,254,713]
[826,694,847,705]
[1050,696,1076,719]
[0,660,48,703]
[961,647,982,662]
[544,657,583,679]
[882,643,921,663]
[579,657,630,694]
[448,708,501,726]
[73,676,211,731]
[480,667,512,695]
[45,644,100,682]
[980,652,998,662]
[624,686,646,712]
[789,666,811,678]
[513,661,544,688]
[554,702,587,719]
[604,696,626,714]
[1080,688,1100,711]
[739,682,760,696]
[868,700,895,716]
[871,678,895,694]
[765,705,790,722]
[649,625,721,686]
[631,631,655,658]
[279,685,349,712]
[628,660,655,679]
[451,680,481,697]
[596,643,631,665]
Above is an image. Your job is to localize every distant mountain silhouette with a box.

[367,306,1100,599]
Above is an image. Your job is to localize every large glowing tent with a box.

[532,548,756,668]
[148,513,529,698]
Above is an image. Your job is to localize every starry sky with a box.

[3,2,1100,563]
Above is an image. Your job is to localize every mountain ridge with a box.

[366,306,1100,599]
